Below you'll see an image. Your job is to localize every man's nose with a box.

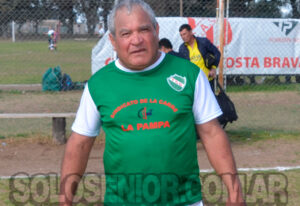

[131,33,143,45]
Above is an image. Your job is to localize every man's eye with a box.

[121,33,130,37]
[141,28,150,32]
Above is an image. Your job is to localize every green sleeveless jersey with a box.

[88,54,204,205]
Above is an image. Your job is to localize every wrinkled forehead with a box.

[114,5,154,29]
[180,28,191,34]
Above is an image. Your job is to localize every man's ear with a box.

[109,33,116,51]
[155,23,159,37]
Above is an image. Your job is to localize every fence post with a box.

[52,117,66,144]
[218,0,225,88]
[224,0,230,90]
[180,0,183,17]
[12,21,15,42]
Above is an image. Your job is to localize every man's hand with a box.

[196,119,246,206]
[59,132,95,205]
[225,173,246,206]
[208,68,216,79]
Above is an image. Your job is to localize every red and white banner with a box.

[92,17,300,75]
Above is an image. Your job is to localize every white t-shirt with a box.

[47,29,55,37]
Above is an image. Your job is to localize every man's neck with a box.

[188,37,196,48]
[116,51,163,73]
[166,48,173,53]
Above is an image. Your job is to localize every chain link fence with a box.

[222,0,300,86]
[1,0,299,84]
[0,0,299,139]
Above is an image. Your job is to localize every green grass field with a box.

[0,39,98,84]
[1,39,300,88]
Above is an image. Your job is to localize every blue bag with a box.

[61,73,74,91]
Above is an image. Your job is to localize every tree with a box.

[74,0,101,36]
[146,0,180,17]
[53,0,75,35]
[228,0,284,18]
[229,0,251,17]
[0,0,19,37]
[290,0,300,18]
[12,0,49,34]
[99,0,114,32]
[0,0,61,37]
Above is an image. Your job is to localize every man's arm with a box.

[196,119,245,205]
[178,43,189,60]
[59,132,96,206]
[203,38,221,68]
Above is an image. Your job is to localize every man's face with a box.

[159,46,169,53]
[179,28,193,44]
[109,6,160,70]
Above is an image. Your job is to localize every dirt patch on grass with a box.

[0,84,42,91]
[227,91,300,131]
[0,90,82,113]
[230,91,300,106]
[1,136,300,177]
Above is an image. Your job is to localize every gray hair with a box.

[108,0,157,36]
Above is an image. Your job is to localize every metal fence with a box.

[0,0,299,138]
[1,0,300,84]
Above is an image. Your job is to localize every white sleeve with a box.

[193,71,223,124]
[71,83,101,137]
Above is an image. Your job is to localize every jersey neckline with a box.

[114,52,166,75]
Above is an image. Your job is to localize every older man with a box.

[59,0,245,206]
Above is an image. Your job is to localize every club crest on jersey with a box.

[167,74,186,92]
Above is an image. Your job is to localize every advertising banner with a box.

[92,17,300,75]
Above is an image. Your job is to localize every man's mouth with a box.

[131,49,146,54]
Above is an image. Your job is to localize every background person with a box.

[178,24,220,92]
[159,37,182,58]
[59,1,245,206]
[46,26,57,50]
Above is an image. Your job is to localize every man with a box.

[159,38,182,58]
[60,0,245,205]
[46,26,57,51]
[46,27,55,49]
[179,24,220,91]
